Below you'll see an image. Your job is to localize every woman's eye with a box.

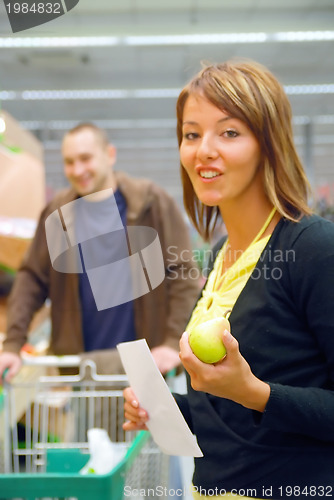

[183,132,199,140]
[224,129,239,138]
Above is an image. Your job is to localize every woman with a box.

[123,60,334,499]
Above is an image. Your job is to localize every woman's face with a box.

[180,93,262,210]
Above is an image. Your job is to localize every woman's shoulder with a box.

[278,213,334,257]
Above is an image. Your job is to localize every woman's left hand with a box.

[179,329,270,412]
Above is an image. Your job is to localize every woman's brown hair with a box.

[176,60,312,240]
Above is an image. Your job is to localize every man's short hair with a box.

[64,122,109,148]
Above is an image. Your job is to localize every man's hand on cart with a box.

[0,351,22,383]
[123,387,149,431]
[150,345,180,374]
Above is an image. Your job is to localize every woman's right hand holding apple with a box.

[180,330,270,413]
[122,387,149,431]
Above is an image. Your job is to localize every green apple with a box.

[188,317,230,364]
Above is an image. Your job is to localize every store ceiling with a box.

[0,0,334,208]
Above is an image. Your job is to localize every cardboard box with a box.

[0,112,45,271]
[0,110,43,164]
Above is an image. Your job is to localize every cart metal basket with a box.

[0,356,171,500]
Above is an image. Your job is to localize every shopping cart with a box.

[0,356,171,500]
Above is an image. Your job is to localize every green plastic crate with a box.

[0,430,150,500]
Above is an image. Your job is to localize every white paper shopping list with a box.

[117,339,203,457]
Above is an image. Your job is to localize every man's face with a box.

[62,128,116,196]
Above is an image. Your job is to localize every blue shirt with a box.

[76,189,136,351]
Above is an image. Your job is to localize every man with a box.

[0,123,199,379]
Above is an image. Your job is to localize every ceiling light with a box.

[0,36,120,48]
[0,91,18,100]
[285,84,334,95]
[315,115,334,124]
[273,31,334,42]
[20,119,177,130]
[20,89,130,100]
[3,88,180,100]
[0,31,333,48]
[124,33,268,45]
[132,89,180,98]
[292,116,311,125]
[1,84,333,101]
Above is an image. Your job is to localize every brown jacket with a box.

[4,172,200,373]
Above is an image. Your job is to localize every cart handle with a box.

[22,355,129,384]
[22,354,175,384]
[22,355,81,367]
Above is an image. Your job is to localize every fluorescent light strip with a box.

[273,31,334,42]
[44,139,178,149]
[0,89,180,100]
[292,115,334,125]
[19,119,177,130]
[124,32,268,45]
[0,91,18,100]
[285,84,334,95]
[18,116,334,131]
[0,31,334,48]
[21,89,129,100]
[1,84,333,101]
[292,116,312,125]
[315,115,334,124]
[0,36,120,48]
